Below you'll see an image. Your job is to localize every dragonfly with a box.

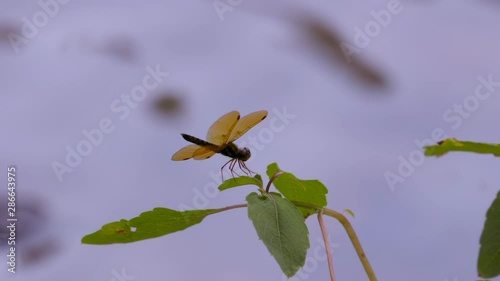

[171,110,268,178]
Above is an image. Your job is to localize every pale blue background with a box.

[1,1,500,280]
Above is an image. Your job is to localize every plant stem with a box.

[266,171,283,193]
[211,203,247,215]
[317,212,336,281]
[322,208,377,281]
[293,202,378,281]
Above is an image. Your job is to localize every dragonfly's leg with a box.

[229,159,236,178]
[220,159,232,181]
[238,160,250,176]
[230,159,242,178]
[241,161,254,175]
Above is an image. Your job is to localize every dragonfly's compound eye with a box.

[242,147,251,160]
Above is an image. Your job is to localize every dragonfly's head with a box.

[238,147,251,161]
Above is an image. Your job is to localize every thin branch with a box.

[266,171,284,193]
[293,201,378,281]
[317,212,336,281]
[321,208,377,281]
[210,203,247,215]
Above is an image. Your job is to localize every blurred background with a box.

[1,1,500,280]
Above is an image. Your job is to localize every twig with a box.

[265,171,283,193]
[211,203,247,215]
[318,211,336,281]
[293,201,378,281]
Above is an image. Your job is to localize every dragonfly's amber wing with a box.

[193,146,217,160]
[206,111,240,145]
[171,144,203,161]
[228,110,268,142]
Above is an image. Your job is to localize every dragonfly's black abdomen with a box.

[181,134,215,147]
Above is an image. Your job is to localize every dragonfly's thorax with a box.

[220,142,251,161]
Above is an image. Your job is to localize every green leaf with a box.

[218,174,263,191]
[82,208,220,244]
[478,191,500,278]
[247,192,310,278]
[266,163,328,217]
[425,138,500,157]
